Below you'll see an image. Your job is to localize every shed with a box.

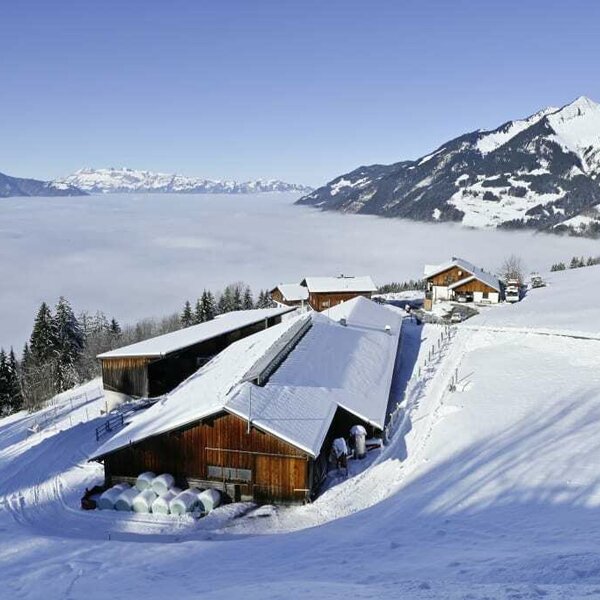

[90,297,402,504]
[97,306,295,399]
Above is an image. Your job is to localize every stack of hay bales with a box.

[95,471,222,517]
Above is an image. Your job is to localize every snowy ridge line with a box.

[462,324,600,341]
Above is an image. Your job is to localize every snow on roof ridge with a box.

[301,275,377,293]
[97,306,295,359]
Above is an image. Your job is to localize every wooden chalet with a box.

[90,297,402,504]
[97,307,295,400]
[269,283,309,308]
[423,257,501,310]
[299,275,377,311]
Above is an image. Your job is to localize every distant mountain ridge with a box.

[56,167,313,195]
[0,171,86,198]
[297,96,600,236]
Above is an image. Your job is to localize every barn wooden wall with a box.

[309,291,372,312]
[104,411,311,503]
[101,357,151,397]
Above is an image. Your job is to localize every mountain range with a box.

[0,167,312,198]
[297,96,600,236]
[54,168,312,195]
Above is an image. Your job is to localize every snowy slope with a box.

[55,167,312,194]
[298,96,600,234]
[3,269,600,598]
[469,264,600,337]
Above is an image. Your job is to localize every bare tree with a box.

[499,254,525,282]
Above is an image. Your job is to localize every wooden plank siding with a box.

[309,291,373,312]
[100,314,287,399]
[452,279,498,294]
[104,411,312,504]
[428,266,469,287]
[101,357,152,397]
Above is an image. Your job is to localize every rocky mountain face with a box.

[297,96,600,236]
[0,172,86,198]
[55,168,312,195]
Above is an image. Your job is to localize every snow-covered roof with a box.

[300,275,377,294]
[91,297,402,459]
[271,283,309,302]
[97,307,295,359]
[424,257,501,292]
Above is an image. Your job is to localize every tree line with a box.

[180,283,275,327]
[0,282,276,417]
[550,255,600,272]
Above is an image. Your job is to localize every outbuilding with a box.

[97,307,295,401]
[90,297,402,504]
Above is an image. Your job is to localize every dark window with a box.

[207,465,252,482]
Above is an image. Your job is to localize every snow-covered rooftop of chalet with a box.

[301,275,377,294]
[96,306,295,359]
[424,257,501,292]
[91,297,402,459]
[271,283,309,302]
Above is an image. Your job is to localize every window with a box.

[322,299,330,308]
[482,292,489,299]
[207,466,252,482]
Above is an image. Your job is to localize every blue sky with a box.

[1,0,599,186]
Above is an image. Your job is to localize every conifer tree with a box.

[205,291,216,320]
[109,318,122,336]
[54,297,84,392]
[232,285,243,312]
[30,301,57,362]
[8,348,22,413]
[0,349,10,416]
[181,301,194,327]
[242,286,254,310]
[194,297,204,324]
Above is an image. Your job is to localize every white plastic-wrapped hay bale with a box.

[151,473,175,496]
[114,487,139,511]
[151,487,182,515]
[132,488,158,513]
[170,488,200,516]
[197,488,221,514]
[135,471,156,491]
[97,483,130,510]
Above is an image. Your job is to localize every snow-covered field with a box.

[3,267,600,598]
[1,192,599,350]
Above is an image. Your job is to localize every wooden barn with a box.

[90,297,402,504]
[423,257,501,310]
[269,283,309,308]
[97,307,295,400]
[299,275,377,311]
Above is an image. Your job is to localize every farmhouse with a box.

[299,275,377,311]
[97,307,295,401]
[423,257,501,310]
[269,283,309,308]
[90,297,402,504]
